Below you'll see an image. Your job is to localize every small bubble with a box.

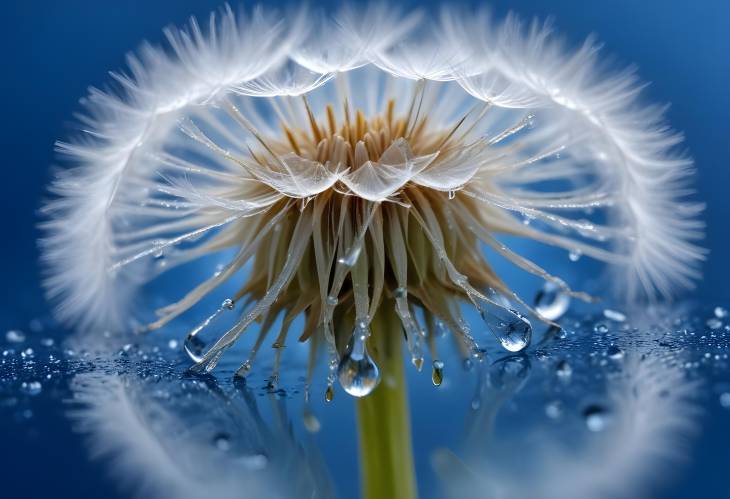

[168,339,179,350]
[5,330,26,343]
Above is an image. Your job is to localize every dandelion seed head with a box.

[40,4,704,393]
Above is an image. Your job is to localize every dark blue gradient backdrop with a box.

[1,1,729,498]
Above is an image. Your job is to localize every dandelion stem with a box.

[356,306,417,499]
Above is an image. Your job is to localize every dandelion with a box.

[41,3,704,403]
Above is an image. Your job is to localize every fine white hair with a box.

[40,3,704,332]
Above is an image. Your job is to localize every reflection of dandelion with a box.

[41,4,703,402]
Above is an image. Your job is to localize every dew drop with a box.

[412,357,424,371]
[167,339,179,350]
[534,282,570,321]
[432,360,444,386]
[222,298,234,310]
[326,295,339,306]
[478,297,532,352]
[714,306,728,319]
[568,249,582,262]
[40,338,54,347]
[707,318,723,330]
[583,404,610,432]
[555,360,572,379]
[325,384,334,402]
[5,330,25,343]
[337,323,380,397]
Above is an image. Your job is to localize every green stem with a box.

[356,307,418,499]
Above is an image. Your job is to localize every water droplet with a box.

[545,400,564,419]
[167,339,179,350]
[714,306,728,319]
[412,357,424,371]
[337,324,380,397]
[20,381,42,396]
[534,282,570,321]
[393,287,407,299]
[594,323,609,333]
[555,360,572,379]
[488,356,530,391]
[222,298,234,310]
[325,385,334,402]
[213,432,231,451]
[432,360,444,386]
[568,249,582,262]
[603,309,626,322]
[583,404,610,432]
[607,345,624,360]
[720,392,730,409]
[5,330,25,343]
[326,295,338,306]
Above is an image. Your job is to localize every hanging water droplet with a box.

[477,296,532,352]
[412,356,424,371]
[222,298,234,310]
[555,360,572,379]
[432,360,444,386]
[337,323,380,397]
[568,249,582,262]
[603,309,626,322]
[583,404,611,432]
[5,330,25,343]
[534,282,571,321]
[325,384,334,402]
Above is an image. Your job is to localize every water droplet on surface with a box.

[167,339,179,350]
[583,405,610,431]
[488,356,530,391]
[603,309,627,322]
[555,360,572,379]
[594,323,609,333]
[714,306,728,319]
[607,345,624,360]
[5,330,25,343]
[40,338,54,347]
[432,360,444,386]
[20,381,42,396]
[534,282,570,321]
[477,295,532,352]
[337,324,380,397]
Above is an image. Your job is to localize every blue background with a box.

[1,1,729,498]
